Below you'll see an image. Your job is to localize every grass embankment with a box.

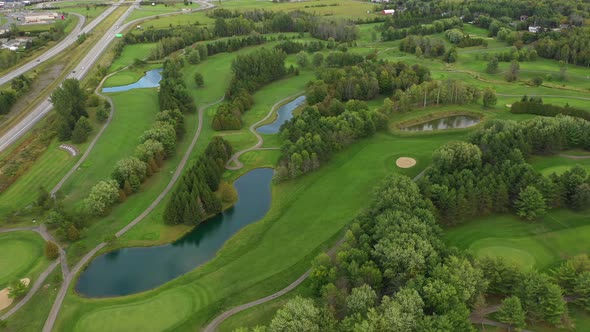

[61,5,110,23]
[124,2,190,22]
[103,63,161,87]
[0,231,49,289]
[107,43,157,72]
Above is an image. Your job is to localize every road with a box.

[0,0,128,87]
[0,0,215,154]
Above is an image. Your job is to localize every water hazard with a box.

[75,168,274,297]
[256,96,306,134]
[401,114,480,132]
[102,68,162,93]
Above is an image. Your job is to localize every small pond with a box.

[256,96,306,134]
[75,168,274,297]
[401,114,481,132]
[102,68,163,93]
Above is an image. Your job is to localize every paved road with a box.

[0,225,66,320]
[225,93,304,171]
[0,0,215,154]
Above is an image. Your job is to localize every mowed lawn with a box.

[444,209,590,271]
[529,153,590,176]
[0,231,48,289]
[59,88,160,207]
[104,64,161,87]
[0,142,76,217]
[54,129,464,332]
[108,43,157,72]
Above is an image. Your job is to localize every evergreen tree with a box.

[496,296,526,331]
[515,186,547,221]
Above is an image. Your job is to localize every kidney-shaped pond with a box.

[401,114,480,132]
[102,68,163,93]
[75,168,274,298]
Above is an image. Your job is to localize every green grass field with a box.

[104,63,161,87]
[108,43,157,72]
[124,2,190,22]
[59,88,160,208]
[444,209,590,271]
[529,154,590,176]
[0,231,48,289]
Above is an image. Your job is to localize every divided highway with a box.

[0,0,215,154]
[0,0,126,86]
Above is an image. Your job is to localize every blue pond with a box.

[75,168,274,297]
[102,68,163,93]
[256,95,306,134]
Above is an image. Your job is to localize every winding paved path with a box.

[225,93,304,171]
[203,166,431,331]
[559,153,590,160]
[41,94,224,332]
[0,225,66,320]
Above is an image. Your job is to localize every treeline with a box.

[381,17,463,41]
[309,60,430,103]
[212,48,287,131]
[399,35,446,58]
[511,99,590,121]
[419,115,590,225]
[0,75,32,115]
[82,59,195,217]
[164,137,233,225]
[481,47,538,62]
[535,28,590,67]
[159,59,196,114]
[390,80,483,112]
[258,175,489,331]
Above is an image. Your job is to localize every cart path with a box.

[0,225,66,320]
[41,94,224,332]
[225,93,304,171]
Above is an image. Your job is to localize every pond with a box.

[102,68,162,93]
[401,114,481,132]
[256,96,306,134]
[75,168,274,297]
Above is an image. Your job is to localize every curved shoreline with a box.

[225,92,304,171]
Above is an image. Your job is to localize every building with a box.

[24,12,58,23]
[382,9,395,15]
[528,26,541,33]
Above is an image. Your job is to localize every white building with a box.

[528,26,541,33]
[382,9,395,15]
[24,12,58,23]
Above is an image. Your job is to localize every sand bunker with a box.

[0,278,30,311]
[396,157,417,168]
[505,104,512,108]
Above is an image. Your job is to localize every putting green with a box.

[74,289,197,332]
[473,244,536,270]
[0,232,44,288]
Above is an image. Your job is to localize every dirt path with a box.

[559,153,590,160]
[225,93,303,171]
[0,225,65,320]
[41,94,224,332]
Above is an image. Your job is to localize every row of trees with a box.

[381,17,463,41]
[82,60,195,217]
[0,74,32,115]
[51,79,89,141]
[511,99,590,121]
[163,137,233,225]
[419,115,590,225]
[212,48,287,130]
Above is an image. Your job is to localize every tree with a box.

[505,60,520,82]
[532,76,543,86]
[312,52,324,68]
[96,106,109,122]
[66,224,80,241]
[111,157,148,192]
[83,180,120,216]
[8,279,28,299]
[515,186,547,221]
[296,51,309,68]
[187,49,200,64]
[269,296,330,332]
[571,183,590,211]
[432,141,482,173]
[496,296,526,331]
[443,46,458,63]
[219,182,237,203]
[574,272,590,310]
[194,72,204,87]
[346,284,376,315]
[45,241,59,260]
[482,88,497,108]
[51,79,88,139]
[486,57,499,74]
[71,116,92,143]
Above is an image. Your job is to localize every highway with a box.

[0,0,127,86]
[0,0,215,153]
